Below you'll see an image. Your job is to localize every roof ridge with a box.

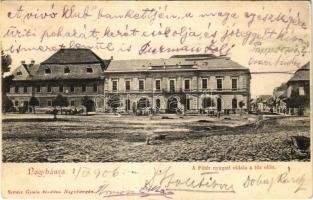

[41,48,104,65]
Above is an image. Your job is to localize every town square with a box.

[1,49,310,162]
[1,2,312,199]
[1,1,310,163]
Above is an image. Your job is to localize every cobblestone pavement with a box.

[2,114,310,162]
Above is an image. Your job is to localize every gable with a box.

[12,65,30,80]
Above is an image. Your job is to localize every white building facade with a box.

[101,54,251,114]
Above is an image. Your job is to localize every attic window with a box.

[16,71,22,76]
[45,68,51,74]
[64,67,70,74]
[86,67,93,73]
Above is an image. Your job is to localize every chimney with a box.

[29,60,35,68]
[21,60,27,67]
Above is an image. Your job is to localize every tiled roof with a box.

[30,64,104,80]
[12,64,41,80]
[12,49,110,81]
[41,49,104,64]
[11,50,249,81]
[288,62,310,82]
[28,64,41,75]
[170,54,217,59]
[12,65,30,81]
[105,56,248,72]
[12,63,104,81]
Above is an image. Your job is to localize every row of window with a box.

[12,79,238,93]
[15,98,240,110]
[44,67,94,75]
[17,67,95,76]
[122,99,188,110]
[111,78,238,92]
[14,100,76,107]
[13,84,98,93]
[114,98,240,110]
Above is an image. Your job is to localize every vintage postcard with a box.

[0,1,312,199]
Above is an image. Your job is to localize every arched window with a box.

[107,95,120,110]
[137,97,150,109]
[167,97,178,113]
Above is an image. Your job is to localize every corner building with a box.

[7,49,107,112]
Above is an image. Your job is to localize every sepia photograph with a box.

[1,49,310,163]
[0,1,311,199]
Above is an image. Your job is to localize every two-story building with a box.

[7,49,251,114]
[7,49,108,112]
[286,62,310,116]
[104,54,251,114]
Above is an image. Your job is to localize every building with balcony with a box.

[7,49,251,114]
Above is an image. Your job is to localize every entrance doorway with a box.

[202,97,214,108]
[217,98,222,112]
[232,98,237,109]
[137,97,150,110]
[125,99,131,111]
[156,99,161,109]
[23,101,29,111]
[167,97,178,113]
[108,95,120,112]
[86,100,95,112]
